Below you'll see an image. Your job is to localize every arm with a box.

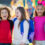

[29,20,34,42]
[21,21,29,44]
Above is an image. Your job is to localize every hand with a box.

[30,32,34,42]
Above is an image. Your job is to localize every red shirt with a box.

[0,20,12,43]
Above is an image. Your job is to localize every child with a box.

[34,3,45,45]
[12,7,29,45]
[0,7,13,45]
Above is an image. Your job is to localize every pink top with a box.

[42,1,45,6]
[34,16,45,40]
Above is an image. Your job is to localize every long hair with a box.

[16,7,26,27]
[0,7,11,20]
[34,3,45,17]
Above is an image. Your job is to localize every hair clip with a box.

[37,1,42,4]
[42,1,45,6]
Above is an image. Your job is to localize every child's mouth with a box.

[3,16,6,17]
[38,12,42,13]
[16,16,19,17]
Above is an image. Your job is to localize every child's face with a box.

[15,9,21,20]
[36,5,44,16]
[1,9,8,20]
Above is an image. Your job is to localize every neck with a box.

[38,15,43,17]
[2,19,7,21]
[17,18,21,21]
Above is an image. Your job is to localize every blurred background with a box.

[0,0,45,45]
[0,0,45,19]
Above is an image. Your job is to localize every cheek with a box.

[6,14,8,17]
[40,9,44,13]
[5,13,8,17]
[1,14,3,17]
[36,10,39,14]
[19,13,21,18]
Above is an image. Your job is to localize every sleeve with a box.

[10,20,14,30]
[21,21,29,43]
[28,20,34,42]
[13,18,17,23]
[8,20,14,32]
[30,20,34,32]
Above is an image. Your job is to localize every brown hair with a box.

[16,7,27,27]
[34,4,45,17]
[0,7,11,20]
[35,10,45,16]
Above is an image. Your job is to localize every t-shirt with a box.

[12,19,29,44]
[0,20,13,43]
[34,16,45,40]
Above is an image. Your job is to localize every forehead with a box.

[1,9,8,12]
[16,9,19,11]
[15,9,20,13]
[36,5,44,9]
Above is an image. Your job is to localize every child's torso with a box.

[34,16,45,40]
[0,20,12,43]
[13,20,22,42]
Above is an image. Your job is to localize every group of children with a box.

[0,2,45,45]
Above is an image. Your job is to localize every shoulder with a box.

[23,20,29,31]
[24,20,29,24]
[13,18,17,22]
[8,20,13,23]
[23,20,29,27]
[8,20,14,25]
[29,19,33,22]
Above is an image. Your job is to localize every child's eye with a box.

[1,12,4,14]
[40,9,43,11]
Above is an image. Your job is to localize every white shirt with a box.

[12,19,29,44]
